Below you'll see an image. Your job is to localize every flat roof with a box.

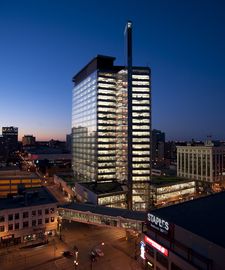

[0,187,58,210]
[151,176,193,187]
[0,166,20,171]
[60,202,146,221]
[26,146,66,155]
[80,182,125,195]
[149,191,225,249]
[72,55,151,85]
[0,171,39,179]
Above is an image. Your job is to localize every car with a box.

[63,251,74,257]
[94,248,104,257]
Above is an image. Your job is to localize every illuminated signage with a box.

[140,241,145,259]
[144,235,168,257]
[147,213,169,234]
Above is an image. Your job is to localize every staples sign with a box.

[147,213,169,234]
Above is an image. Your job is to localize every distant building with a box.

[48,139,66,150]
[22,146,71,176]
[2,126,18,153]
[0,167,42,197]
[66,134,72,153]
[177,141,225,183]
[152,129,165,161]
[164,141,177,161]
[143,191,225,270]
[22,135,36,146]
[0,136,6,159]
[0,187,58,246]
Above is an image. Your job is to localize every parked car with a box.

[94,248,104,257]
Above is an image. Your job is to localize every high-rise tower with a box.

[72,23,151,211]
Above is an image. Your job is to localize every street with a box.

[0,221,143,270]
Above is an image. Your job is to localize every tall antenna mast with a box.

[124,21,133,210]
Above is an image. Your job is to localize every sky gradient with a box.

[0,0,225,141]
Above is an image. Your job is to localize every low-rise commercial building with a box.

[0,187,58,246]
[0,168,41,197]
[150,177,196,207]
[141,191,225,270]
[54,174,128,208]
[74,181,127,208]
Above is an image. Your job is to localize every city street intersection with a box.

[0,221,142,270]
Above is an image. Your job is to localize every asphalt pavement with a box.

[0,221,143,270]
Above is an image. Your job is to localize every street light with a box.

[73,245,79,269]
[57,217,62,240]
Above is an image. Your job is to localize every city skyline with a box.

[0,0,225,141]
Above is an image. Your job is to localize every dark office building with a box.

[2,126,18,154]
[66,134,72,153]
[0,136,5,160]
[152,129,165,161]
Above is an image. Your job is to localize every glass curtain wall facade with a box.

[72,56,151,211]
[72,72,97,182]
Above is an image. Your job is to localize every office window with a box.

[0,216,4,222]
[8,214,13,221]
[51,217,55,223]
[45,209,49,215]
[23,221,29,228]
[8,224,13,230]
[32,220,36,227]
[38,219,42,225]
[32,210,36,217]
[50,208,54,213]
[15,223,19,230]
[15,213,19,220]
[45,218,49,224]
[0,225,5,232]
[38,209,42,216]
[23,212,29,218]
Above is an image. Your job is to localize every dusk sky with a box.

[0,0,225,141]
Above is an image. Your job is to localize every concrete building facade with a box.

[177,143,225,183]
[0,187,58,246]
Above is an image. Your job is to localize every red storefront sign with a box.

[144,235,169,257]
